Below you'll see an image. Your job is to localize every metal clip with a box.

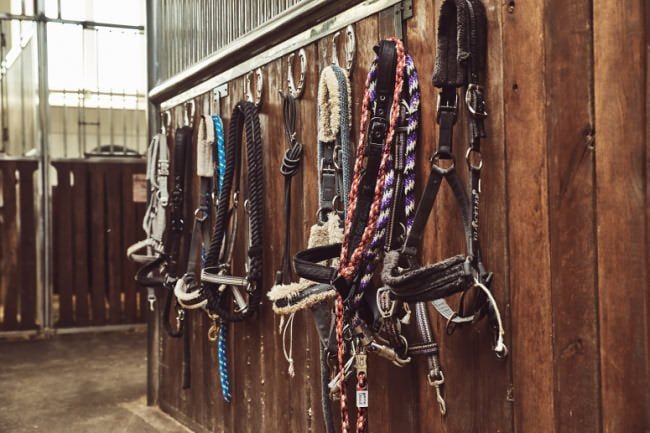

[287,48,307,99]
[176,308,185,329]
[207,313,220,342]
[427,370,447,415]
[245,68,264,108]
[146,288,156,312]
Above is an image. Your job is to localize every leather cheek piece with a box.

[381,250,473,302]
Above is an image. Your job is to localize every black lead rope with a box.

[275,93,303,285]
[201,101,264,323]
[382,0,507,359]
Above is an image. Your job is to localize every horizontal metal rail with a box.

[156,0,402,110]
[0,13,144,31]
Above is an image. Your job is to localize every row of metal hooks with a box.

[160,25,356,131]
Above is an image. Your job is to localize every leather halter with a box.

[381,0,507,358]
[174,114,215,310]
[201,100,264,323]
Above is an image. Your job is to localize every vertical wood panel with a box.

[106,166,124,324]
[17,161,39,329]
[502,1,556,433]
[52,162,74,325]
[89,164,108,325]
[545,1,601,432]
[72,163,91,326]
[593,1,649,432]
[1,162,19,330]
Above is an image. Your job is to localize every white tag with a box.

[356,390,368,408]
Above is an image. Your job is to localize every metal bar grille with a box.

[157,0,308,83]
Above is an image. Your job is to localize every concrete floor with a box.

[0,330,190,433]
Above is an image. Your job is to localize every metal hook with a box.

[184,100,195,126]
[331,24,356,75]
[160,111,171,135]
[213,83,228,117]
[287,48,307,99]
[245,68,264,108]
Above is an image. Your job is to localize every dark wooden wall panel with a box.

[546,1,601,432]
[152,1,650,432]
[51,159,147,327]
[593,1,649,432]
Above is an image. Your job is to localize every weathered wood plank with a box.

[1,162,18,330]
[71,163,90,326]
[16,160,39,329]
[52,162,71,326]
[502,1,556,432]
[593,1,649,432]
[122,164,140,323]
[106,166,124,324]
[89,163,108,325]
[545,1,601,432]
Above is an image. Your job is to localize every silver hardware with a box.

[147,288,156,312]
[427,370,447,415]
[287,48,306,99]
[331,24,356,75]
[245,68,264,108]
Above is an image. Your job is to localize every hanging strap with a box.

[127,133,169,263]
[275,94,304,285]
[175,115,215,310]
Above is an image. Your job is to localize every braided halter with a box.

[335,37,412,433]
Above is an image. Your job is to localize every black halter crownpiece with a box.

[381,0,507,359]
[201,100,264,323]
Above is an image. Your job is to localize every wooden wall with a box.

[52,159,147,327]
[153,1,649,432]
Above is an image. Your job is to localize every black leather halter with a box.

[201,101,264,322]
[381,0,506,358]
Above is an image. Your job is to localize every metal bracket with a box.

[393,0,413,40]
[212,84,228,116]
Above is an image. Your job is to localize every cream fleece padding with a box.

[317,66,351,143]
[268,211,343,314]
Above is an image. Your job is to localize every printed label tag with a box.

[357,390,368,408]
[132,173,147,203]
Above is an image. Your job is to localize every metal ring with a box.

[287,48,306,99]
[465,147,483,171]
[430,152,456,174]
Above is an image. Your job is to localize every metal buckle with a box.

[194,206,209,222]
[436,91,459,122]
[376,287,396,319]
[157,160,169,176]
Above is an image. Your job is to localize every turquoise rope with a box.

[211,114,232,403]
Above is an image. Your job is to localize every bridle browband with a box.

[381,0,507,358]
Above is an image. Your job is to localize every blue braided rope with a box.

[211,114,231,402]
